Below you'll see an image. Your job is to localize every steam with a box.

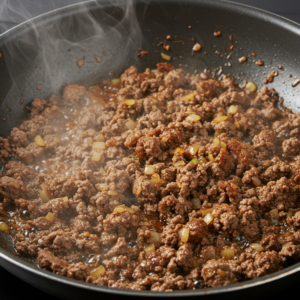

[0,0,146,117]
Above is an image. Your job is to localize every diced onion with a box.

[151,173,161,184]
[287,211,293,218]
[108,190,118,196]
[220,142,227,149]
[252,177,261,186]
[213,138,221,146]
[161,137,169,142]
[201,208,214,215]
[204,250,216,261]
[161,52,171,61]
[125,207,135,214]
[211,143,220,149]
[174,161,186,167]
[204,213,213,225]
[136,187,142,195]
[92,152,101,162]
[90,265,105,277]
[35,135,45,147]
[191,257,199,269]
[218,270,226,277]
[111,78,120,84]
[221,248,235,260]
[40,184,50,202]
[269,209,279,220]
[239,56,247,64]
[181,227,190,243]
[93,142,105,149]
[189,144,202,155]
[241,149,250,157]
[245,81,257,92]
[86,137,94,145]
[150,231,161,243]
[191,198,201,209]
[199,156,208,164]
[145,165,155,175]
[227,105,237,115]
[208,153,215,162]
[125,120,137,130]
[190,159,199,164]
[114,206,125,213]
[250,243,264,252]
[125,99,135,106]
[141,221,149,226]
[177,182,182,188]
[54,136,61,143]
[234,122,241,129]
[0,222,10,232]
[182,93,195,101]
[169,148,176,155]
[63,196,68,203]
[86,129,96,136]
[99,167,107,176]
[145,243,155,253]
[95,134,105,142]
[186,114,201,122]
[45,212,55,223]
[213,115,228,123]
[174,147,185,156]
[95,183,109,191]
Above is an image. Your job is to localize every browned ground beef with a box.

[1,63,300,291]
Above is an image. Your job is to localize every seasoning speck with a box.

[0,53,2,58]
[292,78,300,87]
[188,25,192,29]
[252,53,256,57]
[289,74,293,78]
[192,43,202,52]
[214,31,221,37]
[94,55,102,63]
[166,35,172,41]
[2,118,6,121]
[277,65,283,70]
[20,99,24,104]
[265,71,279,84]
[37,86,41,90]
[239,56,247,64]
[138,51,148,58]
[255,60,264,66]
[77,57,85,68]
[163,44,170,51]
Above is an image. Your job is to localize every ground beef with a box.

[1,63,300,292]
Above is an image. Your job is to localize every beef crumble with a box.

[1,63,300,291]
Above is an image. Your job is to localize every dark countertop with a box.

[1,0,300,299]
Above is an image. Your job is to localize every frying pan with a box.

[1,0,300,298]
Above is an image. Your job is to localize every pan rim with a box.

[1,0,300,297]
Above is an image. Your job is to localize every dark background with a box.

[1,0,300,299]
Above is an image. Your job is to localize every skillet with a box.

[1,0,300,298]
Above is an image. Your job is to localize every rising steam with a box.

[0,0,146,123]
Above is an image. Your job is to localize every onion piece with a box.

[125,207,135,214]
[125,120,137,130]
[218,270,226,277]
[204,213,213,225]
[93,142,105,149]
[145,165,155,175]
[189,144,202,155]
[191,257,199,269]
[45,212,55,223]
[0,222,10,232]
[161,137,168,142]
[86,137,94,145]
[108,190,118,196]
[227,105,237,115]
[245,81,257,92]
[252,177,261,186]
[182,93,195,101]
[95,183,109,191]
[177,182,182,188]
[287,211,293,218]
[190,159,199,164]
[35,135,45,147]
[114,205,125,213]
[40,183,50,202]
[145,243,155,253]
[181,227,190,243]
[151,173,161,184]
[208,153,215,162]
[92,152,101,162]
[161,52,171,61]
[199,156,208,164]
[174,147,185,156]
[234,122,241,129]
[90,265,105,277]
[174,161,186,167]
[213,138,220,146]
[220,142,227,149]
[111,78,120,84]
[99,167,107,176]
[269,209,279,220]
[54,136,61,143]
[221,248,235,260]
[250,243,264,252]
[125,99,135,106]
[150,231,161,243]
[191,198,201,209]
[212,116,228,123]
[201,208,214,215]
[204,250,216,261]
[63,196,69,203]
[186,114,201,122]
[95,134,105,142]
